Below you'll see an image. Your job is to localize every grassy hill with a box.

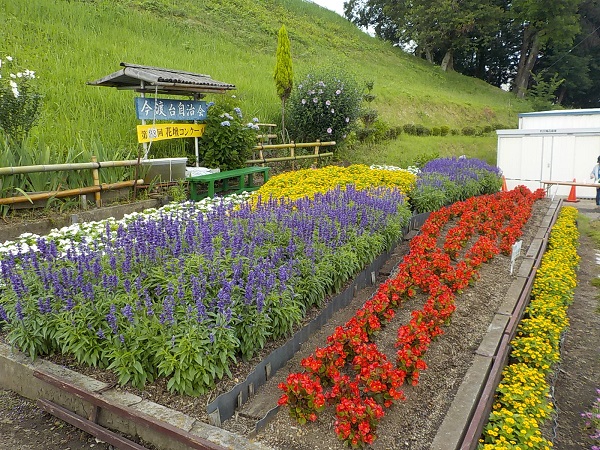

[0,0,532,167]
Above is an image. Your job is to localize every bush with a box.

[461,126,476,136]
[287,67,361,145]
[440,125,450,136]
[402,124,415,135]
[431,127,441,136]
[0,55,41,142]
[415,124,430,136]
[197,98,259,170]
[482,125,493,134]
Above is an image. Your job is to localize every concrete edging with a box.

[430,199,562,450]
[0,343,273,450]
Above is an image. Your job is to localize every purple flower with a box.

[15,300,24,321]
[327,128,332,134]
[121,304,134,323]
[106,305,118,334]
[0,305,8,322]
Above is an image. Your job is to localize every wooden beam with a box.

[37,399,148,450]
[33,370,226,450]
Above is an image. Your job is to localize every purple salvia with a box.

[121,304,134,323]
[106,304,118,334]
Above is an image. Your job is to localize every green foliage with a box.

[526,72,564,111]
[274,25,293,102]
[197,99,259,170]
[403,124,417,135]
[0,55,41,142]
[411,185,448,213]
[462,126,476,136]
[412,151,440,168]
[415,124,430,136]
[287,67,362,145]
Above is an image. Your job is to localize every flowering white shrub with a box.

[287,68,361,145]
[0,55,41,141]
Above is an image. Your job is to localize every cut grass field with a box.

[0,0,530,166]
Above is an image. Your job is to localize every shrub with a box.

[450,128,460,136]
[461,126,476,136]
[482,125,493,134]
[431,127,441,136]
[287,67,361,145]
[403,123,417,135]
[440,125,450,136]
[0,55,41,142]
[197,98,259,170]
[415,124,430,136]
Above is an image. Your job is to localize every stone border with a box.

[430,198,562,450]
[0,343,273,450]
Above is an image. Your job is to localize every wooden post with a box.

[314,139,320,155]
[290,141,295,170]
[91,156,102,207]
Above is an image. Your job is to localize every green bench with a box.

[187,166,270,200]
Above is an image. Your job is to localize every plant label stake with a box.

[510,240,523,275]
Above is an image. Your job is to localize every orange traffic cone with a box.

[501,176,508,192]
[565,179,580,203]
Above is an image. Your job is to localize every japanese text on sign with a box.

[135,98,207,121]
[137,124,206,143]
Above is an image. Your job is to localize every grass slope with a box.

[1,0,531,162]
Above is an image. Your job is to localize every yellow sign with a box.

[137,124,206,143]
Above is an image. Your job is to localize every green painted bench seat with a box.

[187,166,270,200]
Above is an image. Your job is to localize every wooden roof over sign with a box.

[87,62,236,96]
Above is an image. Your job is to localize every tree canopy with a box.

[344,0,597,107]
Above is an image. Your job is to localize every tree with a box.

[511,0,582,98]
[345,0,504,72]
[274,25,293,142]
[533,0,600,107]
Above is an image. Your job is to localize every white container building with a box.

[497,108,600,198]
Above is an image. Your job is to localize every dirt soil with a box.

[0,198,598,450]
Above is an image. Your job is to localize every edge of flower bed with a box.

[430,198,562,450]
[0,342,274,450]
[0,198,163,243]
[206,212,431,428]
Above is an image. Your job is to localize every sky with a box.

[309,0,346,16]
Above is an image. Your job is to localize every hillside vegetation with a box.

[0,0,532,164]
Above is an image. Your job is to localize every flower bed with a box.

[251,164,416,202]
[0,185,410,396]
[479,206,579,450]
[278,186,545,448]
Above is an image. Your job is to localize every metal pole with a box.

[194,93,200,167]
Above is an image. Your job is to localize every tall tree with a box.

[345,0,504,72]
[274,25,293,141]
[533,0,600,106]
[511,0,582,98]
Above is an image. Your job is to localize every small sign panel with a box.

[510,240,523,275]
[137,124,205,143]
[135,98,207,121]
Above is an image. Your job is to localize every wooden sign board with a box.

[137,124,205,143]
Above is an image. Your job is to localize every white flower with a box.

[9,73,16,78]
[9,80,17,88]
[6,56,12,61]
[16,72,22,78]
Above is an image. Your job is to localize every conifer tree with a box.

[274,25,293,142]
